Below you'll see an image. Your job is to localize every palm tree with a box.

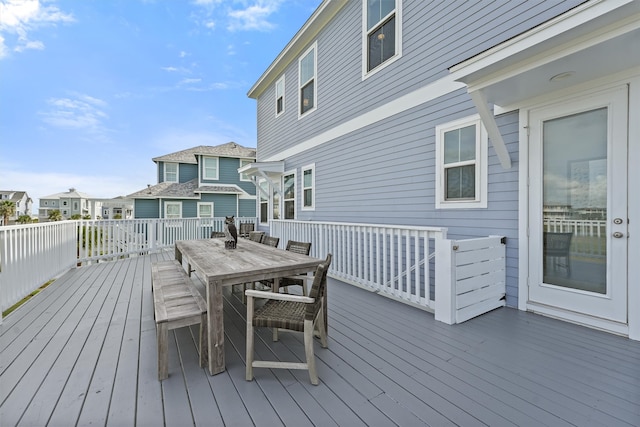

[0,200,16,225]
[48,209,63,222]
[17,215,33,224]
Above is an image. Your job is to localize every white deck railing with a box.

[0,218,256,315]
[271,220,448,311]
[543,218,606,256]
[2,217,504,326]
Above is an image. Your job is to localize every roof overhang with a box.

[237,161,286,198]
[449,0,640,169]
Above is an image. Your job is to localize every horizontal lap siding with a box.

[254,0,586,308]
[134,200,159,219]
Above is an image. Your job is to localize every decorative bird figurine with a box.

[224,215,238,249]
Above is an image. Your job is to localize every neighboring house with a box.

[245,1,639,339]
[97,197,134,219]
[38,188,98,221]
[0,190,33,223]
[128,142,257,219]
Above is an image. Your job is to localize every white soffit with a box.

[450,0,640,106]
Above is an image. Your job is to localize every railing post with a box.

[434,237,456,325]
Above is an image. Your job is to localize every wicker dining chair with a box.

[279,241,312,295]
[245,254,332,385]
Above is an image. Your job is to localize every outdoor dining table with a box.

[174,237,323,375]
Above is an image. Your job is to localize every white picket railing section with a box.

[2,217,506,326]
[271,220,448,310]
[0,218,256,315]
[0,222,78,317]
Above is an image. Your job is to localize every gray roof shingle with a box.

[152,142,256,164]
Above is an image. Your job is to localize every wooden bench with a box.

[151,260,208,380]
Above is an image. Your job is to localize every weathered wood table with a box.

[174,238,322,375]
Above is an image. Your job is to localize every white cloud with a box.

[0,0,74,58]
[39,93,109,134]
[227,0,283,32]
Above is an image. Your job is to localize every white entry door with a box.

[528,86,628,329]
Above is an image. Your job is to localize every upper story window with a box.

[364,0,402,76]
[275,75,285,116]
[165,162,178,183]
[435,116,488,209]
[302,164,315,210]
[240,159,252,181]
[203,157,219,180]
[283,171,296,219]
[298,42,317,117]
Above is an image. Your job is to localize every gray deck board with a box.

[1,251,639,426]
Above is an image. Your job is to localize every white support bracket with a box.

[469,90,512,169]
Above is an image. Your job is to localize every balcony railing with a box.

[1,218,506,326]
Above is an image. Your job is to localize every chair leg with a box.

[246,297,255,381]
[304,319,318,385]
[315,310,328,348]
[157,323,168,380]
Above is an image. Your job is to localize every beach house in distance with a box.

[128,143,257,219]
[243,0,639,339]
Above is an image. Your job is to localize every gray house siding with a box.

[250,1,584,308]
[157,161,197,183]
[256,0,584,161]
[134,200,159,219]
[238,199,255,217]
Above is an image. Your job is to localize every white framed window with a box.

[298,42,317,117]
[301,164,315,210]
[363,0,402,77]
[259,179,269,224]
[435,115,488,209]
[240,159,252,181]
[283,171,296,219]
[197,202,213,218]
[165,162,178,183]
[275,75,285,116]
[164,201,182,218]
[203,157,219,180]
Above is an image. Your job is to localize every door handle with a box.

[612,232,624,238]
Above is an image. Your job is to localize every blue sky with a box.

[0,0,321,211]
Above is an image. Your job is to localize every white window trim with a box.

[240,159,253,182]
[164,201,182,219]
[258,178,269,224]
[275,75,285,117]
[362,0,403,80]
[164,162,178,183]
[301,163,315,211]
[283,170,296,220]
[197,202,214,218]
[298,41,317,119]
[202,157,219,180]
[435,115,488,209]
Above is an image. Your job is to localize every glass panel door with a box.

[542,108,607,293]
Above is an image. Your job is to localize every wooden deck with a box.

[1,251,639,426]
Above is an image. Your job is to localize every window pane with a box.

[303,169,313,187]
[367,0,395,30]
[301,81,314,114]
[260,202,268,223]
[300,50,314,83]
[446,165,475,199]
[304,189,313,207]
[199,204,212,217]
[283,174,295,199]
[284,200,295,219]
[444,125,476,164]
[368,17,395,71]
[277,97,283,114]
[204,158,217,179]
